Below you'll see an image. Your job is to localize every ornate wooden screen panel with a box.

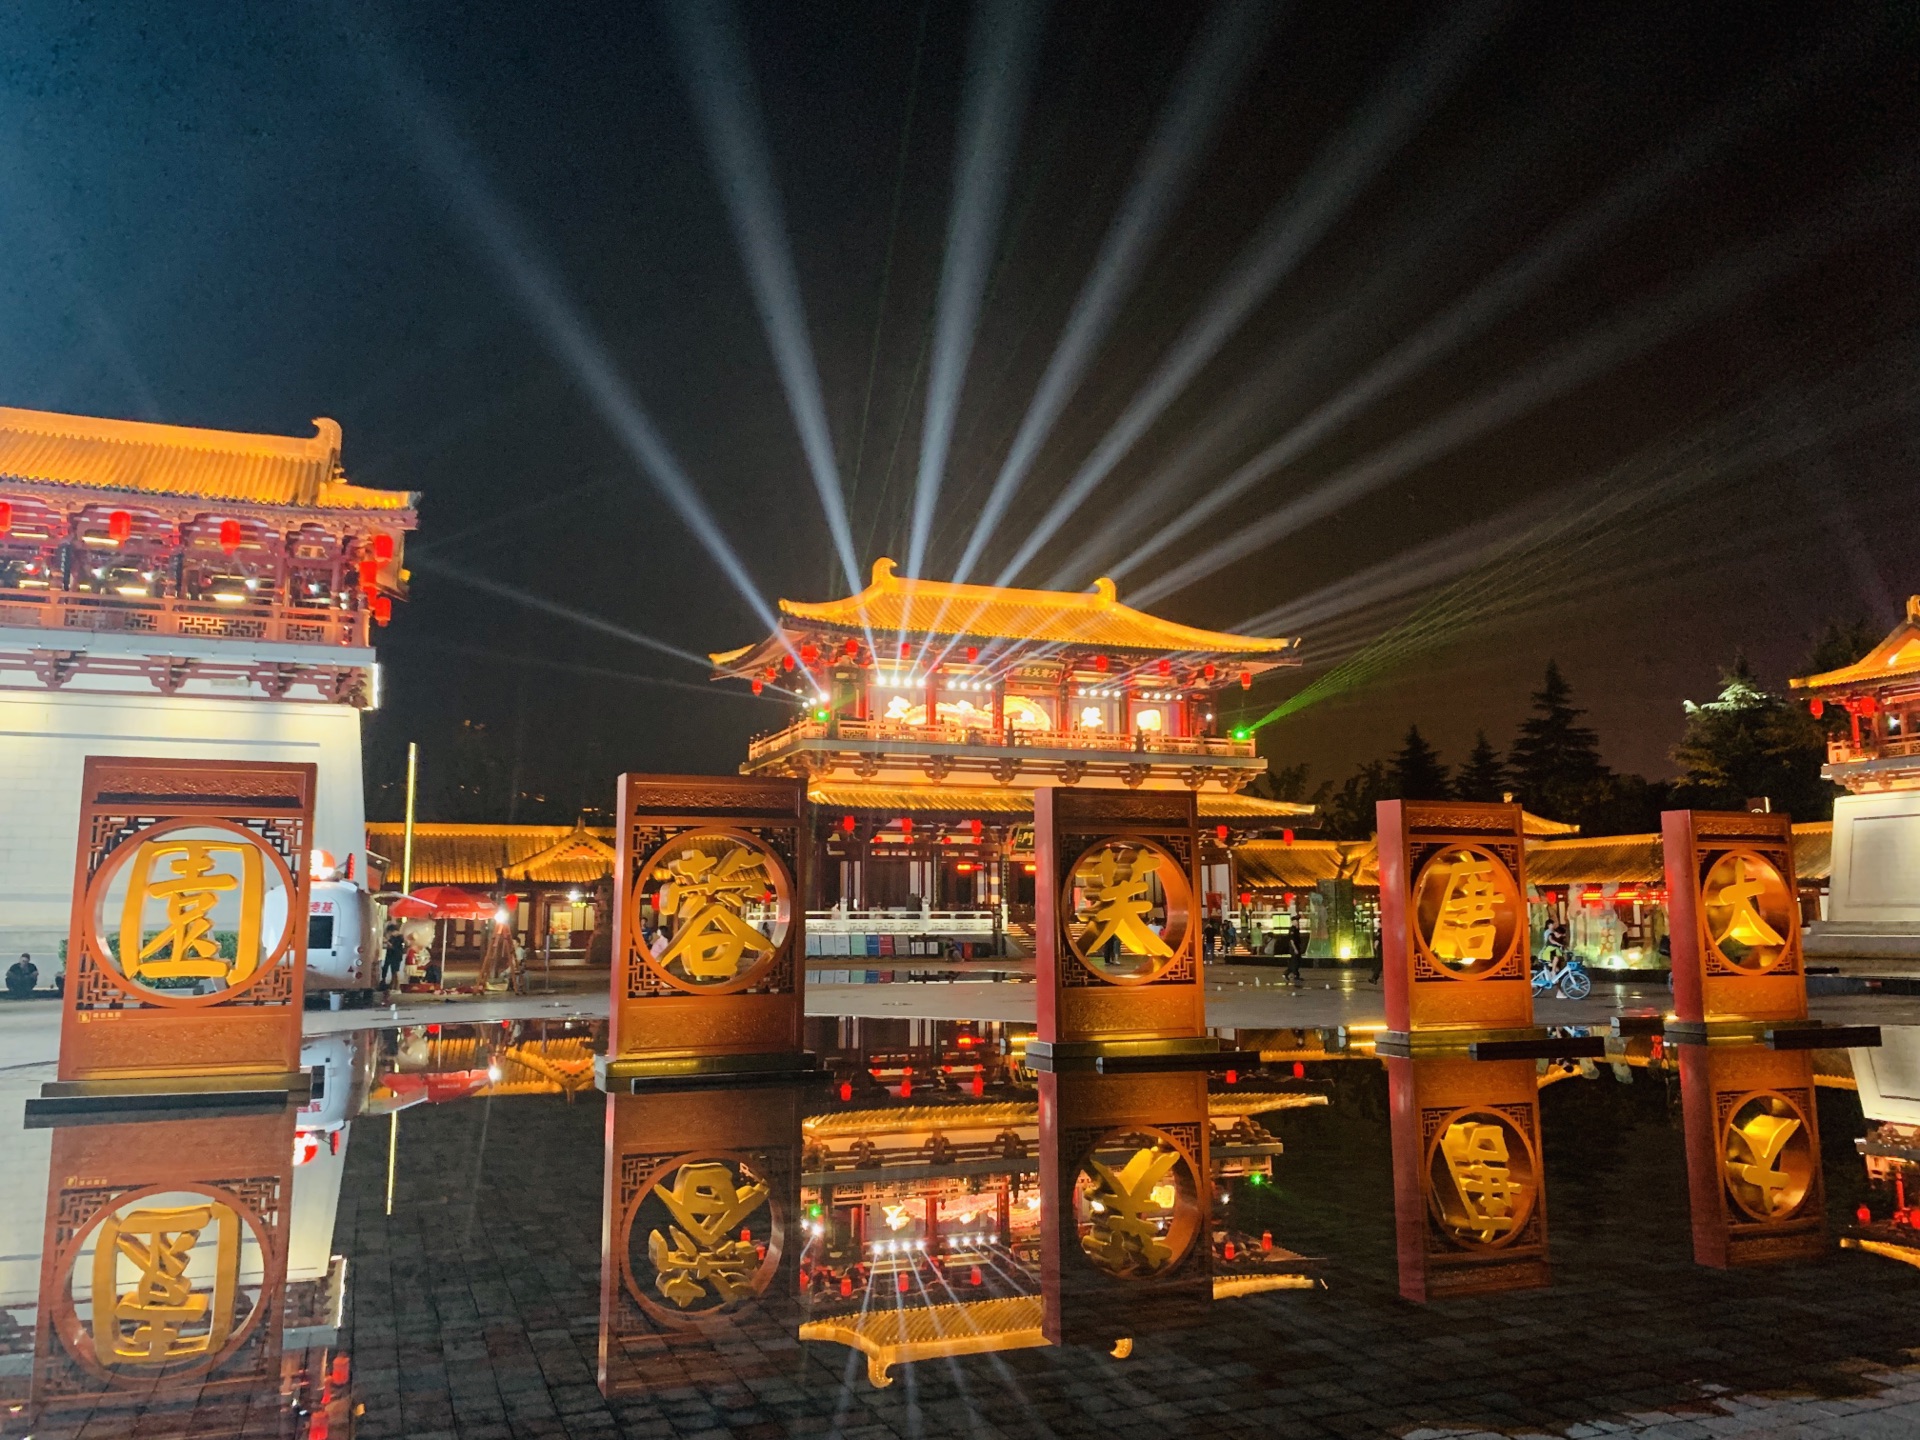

[1663,810,1806,1027]
[1034,788,1202,1050]
[30,1107,295,1424]
[607,774,808,1078]
[1037,1069,1211,1349]
[597,1085,802,1398]
[1386,1057,1550,1302]
[58,757,316,1087]
[1679,1043,1825,1267]
[1378,801,1534,1038]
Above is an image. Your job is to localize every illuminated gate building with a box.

[711,559,1312,953]
[0,405,415,964]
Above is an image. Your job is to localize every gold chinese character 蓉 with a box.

[646,1162,770,1308]
[90,1202,239,1366]
[1081,1145,1182,1273]
[1076,848,1172,960]
[654,845,776,981]
[1427,853,1502,965]
[117,840,264,988]
[1437,1120,1525,1244]
[1726,1109,1802,1217]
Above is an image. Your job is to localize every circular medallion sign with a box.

[1412,845,1522,978]
[1425,1108,1538,1250]
[1722,1091,1814,1221]
[1063,839,1190,984]
[1072,1129,1200,1278]
[83,819,297,1007]
[1701,850,1795,973]
[633,830,791,993]
[54,1184,272,1384]
[621,1155,781,1321]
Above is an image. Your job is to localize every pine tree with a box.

[1323,761,1392,840]
[1508,661,1609,824]
[1391,725,1451,800]
[1672,657,1836,821]
[1454,731,1508,802]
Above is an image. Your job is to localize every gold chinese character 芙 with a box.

[90,1202,240,1366]
[646,1162,770,1308]
[117,840,265,988]
[1426,852,1503,965]
[1706,854,1788,963]
[654,845,777,982]
[1081,1145,1183,1273]
[1076,848,1172,960]
[1437,1120,1525,1244]
[1726,1108,1803,1217]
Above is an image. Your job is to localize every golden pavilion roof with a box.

[0,405,415,513]
[711,557,1298,665]
[364,823,616,886]
[799,1297,1047,1387]
[806,782,1315,820]
[1791,597,1920,693]
[1521,822,1831,886]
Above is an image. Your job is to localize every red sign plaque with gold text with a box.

[1387,1056,1550,1301]
[604,774,808,1083]
[1378,800,1534,1045]
[1679,1043,1825,1266]
[30,1106,295,1423]
[53,757,315,1095]
[1030,788,1206,1068]
[1663,810,1805,1030]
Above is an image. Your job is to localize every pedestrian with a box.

[1367,918,1384,984]
[379,923,406,996]
[1284,923,1305,985]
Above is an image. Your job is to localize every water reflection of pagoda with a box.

[711,559,1314,948]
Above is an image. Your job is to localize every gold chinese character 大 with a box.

[1078,1141,1192,1277]
[116,838,266,991]
[88,1201,240,1368]
[649,840,782,985]
[1071,842,1184,978]
[1414,846,1519,976]
[1428,1112,1535,1248]
[643,1161,771,1310]
[1723,1094,1812,1220]
[1702,850,1793,972]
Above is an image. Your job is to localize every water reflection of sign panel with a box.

[1378,802,1534,1043]
[1679,1044,1825,1266]
[1388,1057,1549,1300]
[31,1108,293,1422]
[1663,811,1806,1031]
[598,1087,801,1398]
[1032,790,1207,1067]
[604,775,809,1084]
[48,758,315,1101]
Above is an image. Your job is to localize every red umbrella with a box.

[390,886,503,921]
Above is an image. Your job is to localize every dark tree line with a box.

[1262,630,1872,840]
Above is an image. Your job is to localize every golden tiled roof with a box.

[714,557,1297,662]
[1235,840,1377,890]
[1523,822,1832,886]
[0,405,415,513]
[364,823,615,886]
[799,1297,1048,1386]
[806,782,1312,821]
[1792,597,1920,692]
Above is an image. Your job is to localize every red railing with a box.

[0,591,368,647]
[747,715,1256,762]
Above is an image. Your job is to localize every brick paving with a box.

[333,1065,1920,1439]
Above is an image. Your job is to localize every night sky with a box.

[3,2,1916,820]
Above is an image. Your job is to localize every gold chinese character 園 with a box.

[1426,852,1503,965]
[90,1202,239,1366]
[646,1162,770,1308]
[117,840,264,988]
[1726,1109,1802,1217]
[1076,848,1172,960]
[654,845,776,982]
[1081,1145,1182,1273]
[1437,1120,1525,1244]
[1705,854,1788,963]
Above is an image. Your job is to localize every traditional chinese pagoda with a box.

[0,404,415,963]
[1790,594,1920,966]
[710,558,1312,945]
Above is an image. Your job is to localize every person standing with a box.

[379,923,406,996]
[1283,923,1305,985]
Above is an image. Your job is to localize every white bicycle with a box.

[1531,947,1592,1001]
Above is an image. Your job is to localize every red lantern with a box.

[1862,695,1880,716]
[218,518,241,554]
[1239,670,1251,690]
[1223,1239,1236,1260]
[372,532,395,561]
[1238,891,1252,906]
[1291,1061,1305,1079]
[1157,658,1170,676]
[108,509,132,544]
[1224,1068,1238,1086]
[1282,828,1294,846]
[970,1265,983,1286]
[896,1272,909,1294]
[1215,824,1230,843]
[839,1080,853,1102]
[970,818,983,840]
[1203,662,1217,681]
[900,817,913,838]
[965,645,979,662]
[373,595,393,626]
[841,814,856,834]
[801,644,818,664]
[0,501,10,534]
[899,642,912,660]
[751,679,764,695]
[1261,1230,1274,1252]
[844,637,859,656]
[358,558,379,591]
[899,1078,911,1099]
[1094,654,1109,672]
[970,1071,984,1097]
[782,654,795,671]
[1809,698,1824,718]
